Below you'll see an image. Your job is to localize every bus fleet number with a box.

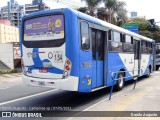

[48,51,63,63]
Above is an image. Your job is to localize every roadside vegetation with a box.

[79,0,160,42]
[0,68,20,75]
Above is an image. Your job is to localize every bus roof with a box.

[23,7,154,43]
[75,9,154,43]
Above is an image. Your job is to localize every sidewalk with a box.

[0,73,22,83]
[73,72,160,119]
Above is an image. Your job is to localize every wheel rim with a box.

[119,74,123,87]
[148,69,150,76]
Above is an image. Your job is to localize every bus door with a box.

[134,40,141,76]
[92,29,105,88]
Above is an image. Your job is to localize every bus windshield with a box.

[23,14,65,48]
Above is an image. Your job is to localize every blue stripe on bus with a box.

[27,48,63,74]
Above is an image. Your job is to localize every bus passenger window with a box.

[109,31,122,52]
[123,35,134,53]
[156,45,160,54]
[97,30,104,60]
[92,29,96,60]
[81,21,90,51]
[141,40,151,54]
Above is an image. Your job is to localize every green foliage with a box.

[104,0,127,23]
[79,0,160,43]
[79,0,127,24]
[84,0,101,7]
[78,7,87,13]
[79,0,103,16]
[105,0,117,9]
[126,18,150,31]
[125,18,160,42]
[0,68,20,75]
[139,30,153,38]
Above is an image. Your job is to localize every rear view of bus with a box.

[21,9,79,91]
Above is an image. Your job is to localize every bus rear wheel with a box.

[115,73,124,91]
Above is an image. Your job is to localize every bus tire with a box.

[145,68,151,78]
[115,73,124,91]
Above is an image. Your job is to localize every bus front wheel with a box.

[115,73,124,91]
[145,68,151,78]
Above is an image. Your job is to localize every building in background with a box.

[0,19,19,43]
[129,11,146,20]
[0,0,24,27]
[131,11,137,18]
[25,0,50,15]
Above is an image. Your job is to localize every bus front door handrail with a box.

[109,69,143,100]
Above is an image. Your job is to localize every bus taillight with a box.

[63,58,72,78]
[65,66,70,70]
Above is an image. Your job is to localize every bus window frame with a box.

[108,30,123,53]
[122,34,134,53]
[141,40,153,54]
[80,21,90,51]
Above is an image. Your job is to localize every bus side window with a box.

[123,35,134,53]
[97,30,104,60]
[81,21,90,51]
[109,31,122,52]
[141,40,150,54]
[91,29,96,60]
[147,42,153,54]
[156,44,160,54]
[108,30,124,53]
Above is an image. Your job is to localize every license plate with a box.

[38,81,46,86]
[39,68,48,73]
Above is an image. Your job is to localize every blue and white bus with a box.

[156,43,160,70]
[21,8,155,92]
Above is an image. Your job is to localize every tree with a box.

[79,0,127,25]
[125,18,160,42]
[79,0,103,17]
[103,0,127,24]
[126,18,150,31]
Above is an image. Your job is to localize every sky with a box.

[122,0,160,23]
[0,0,160,24]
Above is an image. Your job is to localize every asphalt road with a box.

[0,71,160,120]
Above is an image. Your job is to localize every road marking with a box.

[0,89,58,106]
[67,92,124,120]
[81,78,149,112]
[83,92,123,111]
[0,87,10,90]
[0,84,25,90]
